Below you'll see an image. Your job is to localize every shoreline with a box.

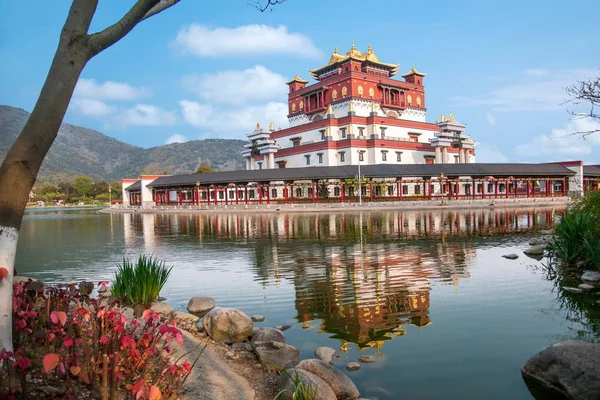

[101,196,571,215]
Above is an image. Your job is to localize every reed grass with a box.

[111,255,172,306]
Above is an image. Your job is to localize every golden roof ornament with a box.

[371,101,377,113]
[349,101,354,112]
[449,113,455,122]
[268,121,274,131]
[327,103,333,114]
[255,122,261,130]
[367,44,373,53]
[401,66,427,77]
[325,126,330,136]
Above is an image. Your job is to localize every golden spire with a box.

[327,103,333,114]
[325,125,330,136]
[268,121,274,131]
[349,101,354,112]
[371,101,377,113]
[255,122,261,130]
[333,46,338,54]
[367,43,373,53]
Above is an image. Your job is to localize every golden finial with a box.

[371,101,377,113]
[349,101,354,112]
[325,126,330,136]
[449,113,455,122]
[255,122,261,130]
[367,43,373,53]
[268,121,274,131]
[327,103,333,114]
[333,46,338,54]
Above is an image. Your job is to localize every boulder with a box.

[250,327,285,347]
[315,346,337,364]
[231,342,252,352]
[173,311,200,331]
[253,341,299,370]
[578,283,595,291]
[358,355,375,363]
[275,324,293,332]
[346,362,361,372]
[522,340,600,400]
[149,300,173,317]
[563,287,583,294]
[297,359,360,400]
[582,271,600,283]
[524,245,546,256]
[202,307,253,344]
[187,296,215,314]
[502,254,519,260]
[278,368,337,400]
[251,315,265,322]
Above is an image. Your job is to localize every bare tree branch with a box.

[563,73,600,138]
[142,0,182,21]
[247,0,288,12]
[87,0,162,56]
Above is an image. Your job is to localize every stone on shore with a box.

[251,315,265,322]
[581,270,600,283]
[502,254,519,260]
[253,341,299,370]
[563,287,583,294]
[346,362,361,372]
[202,307,253,344]
[279,368,337,400]
[524,245,546,256]
[529,236,552,246]
[275,324,293,332]
[297,359,360,400]
[522,340,600,400]
[250,327,285,347]
[315,346,337,364]
[358,355,375,364]
[578,283,595,291]
[173,311,200,331]
[187,296,215,314]
[149,300,173,317]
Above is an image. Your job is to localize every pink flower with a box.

[100,335,110,345]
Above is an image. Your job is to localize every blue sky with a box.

[1,0,599,163]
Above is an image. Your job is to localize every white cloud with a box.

[180,100,288,138]
[182,65,287,105]
[474,142,509,163]
[165,134,188,144]
[453,68,599,112]
[515,118,600,159]
[72,98,115,117]
[121,104,177,126]
[485,112,496,126]
[74,78,151,101]
[173,24,321,58]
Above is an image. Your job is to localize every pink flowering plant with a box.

[2,280,197,399]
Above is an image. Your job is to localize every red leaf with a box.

[43,353,60,373]
[63,337,74,347]
[70,366,81,376]
[0,267,8,280]
[130,379,145,395]
[50,311,67,326]
[148,386,161,400]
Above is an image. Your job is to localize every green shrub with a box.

[549,210,592,265]
[575,189,600,235]
[111,255,173,306]
[275,369,317,400]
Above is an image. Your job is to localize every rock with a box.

[582,270,600,283]
[250,327,285,347]
[297,359,360,400]
[225,351,235,359]
[563,287,583,294]
[149,300,173,317]
[202,307,253,344]
[275,324,293,332]
[346,362,361,372]
[173,311,200,331]
[502,254,519,260]
[231,342,252,352]
[279,368,337,400]
[315,346,337,364]
[578,283,595,291]
[358,355,375,363]
[187,296,216,314]
[524,245,546,256]
[522,340,600,400]
[253,341,299,370]
[171,329,255,400]
[251,315,265,322]
[529,236,552,246]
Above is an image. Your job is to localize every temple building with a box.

[242,44,475,170]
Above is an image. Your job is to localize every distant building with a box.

[241,44,475,170]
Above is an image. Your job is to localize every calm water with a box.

[16,206,600,400]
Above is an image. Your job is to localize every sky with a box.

[1,0,599,164]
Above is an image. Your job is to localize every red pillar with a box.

[526,180,530,198]
[340,182,345,203]
[258,185,263,204]
[178,190,183,205]
[495,181,498,199]
[369,180,374,202]
[266,184,271,205]
[235,186,239,205]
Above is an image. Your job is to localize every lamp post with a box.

[108,185,112,207]
[357,150,365,206]
[196,181,200,210]
[440,173,445,203]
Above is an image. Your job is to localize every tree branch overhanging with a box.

[564,74,600,138]
[248,0,288,12]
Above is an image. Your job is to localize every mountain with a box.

[0,105,246,184]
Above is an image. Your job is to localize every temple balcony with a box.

[382,99,406,109]
[247,131,272,141]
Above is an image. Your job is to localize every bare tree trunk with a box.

[0,0,95,353]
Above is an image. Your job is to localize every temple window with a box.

[305,155,311,165]
[248,190,255,199]
[415,185,421,195]
[296,187,302,197]
[454,156,459,164]
[334,187,340,196]
[237,190,244,199]
[218,191,225,200]
[317,153,323,164]
[396,152,402,162]
[340,128,347,138]
[340,152,345,162]
[359,152,364,162]
[388,185,395,195]
[403,185,409,195]
[477,184,483,194]
[320,130,326,140]
[357,127,365,136]
[488,183,495,192]
[381,151,387,162]
[258,162,263,169]
[380,127,387,137]
[271,188,277,198]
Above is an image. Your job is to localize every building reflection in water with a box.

[122,207,564,354]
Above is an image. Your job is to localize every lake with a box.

[16,206,598,400]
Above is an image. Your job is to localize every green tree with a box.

[110,182,123,200]
[196,164,214,174]
[38,184,59,196]
[93,181,109,197]
[73,176,94,197]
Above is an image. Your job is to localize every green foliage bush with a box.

[111,255,173,306]
[549,190,600,271]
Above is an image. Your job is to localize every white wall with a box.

[121,180,136,206]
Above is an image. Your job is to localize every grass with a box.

[111,255,172,306]
[275,369,317,400]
